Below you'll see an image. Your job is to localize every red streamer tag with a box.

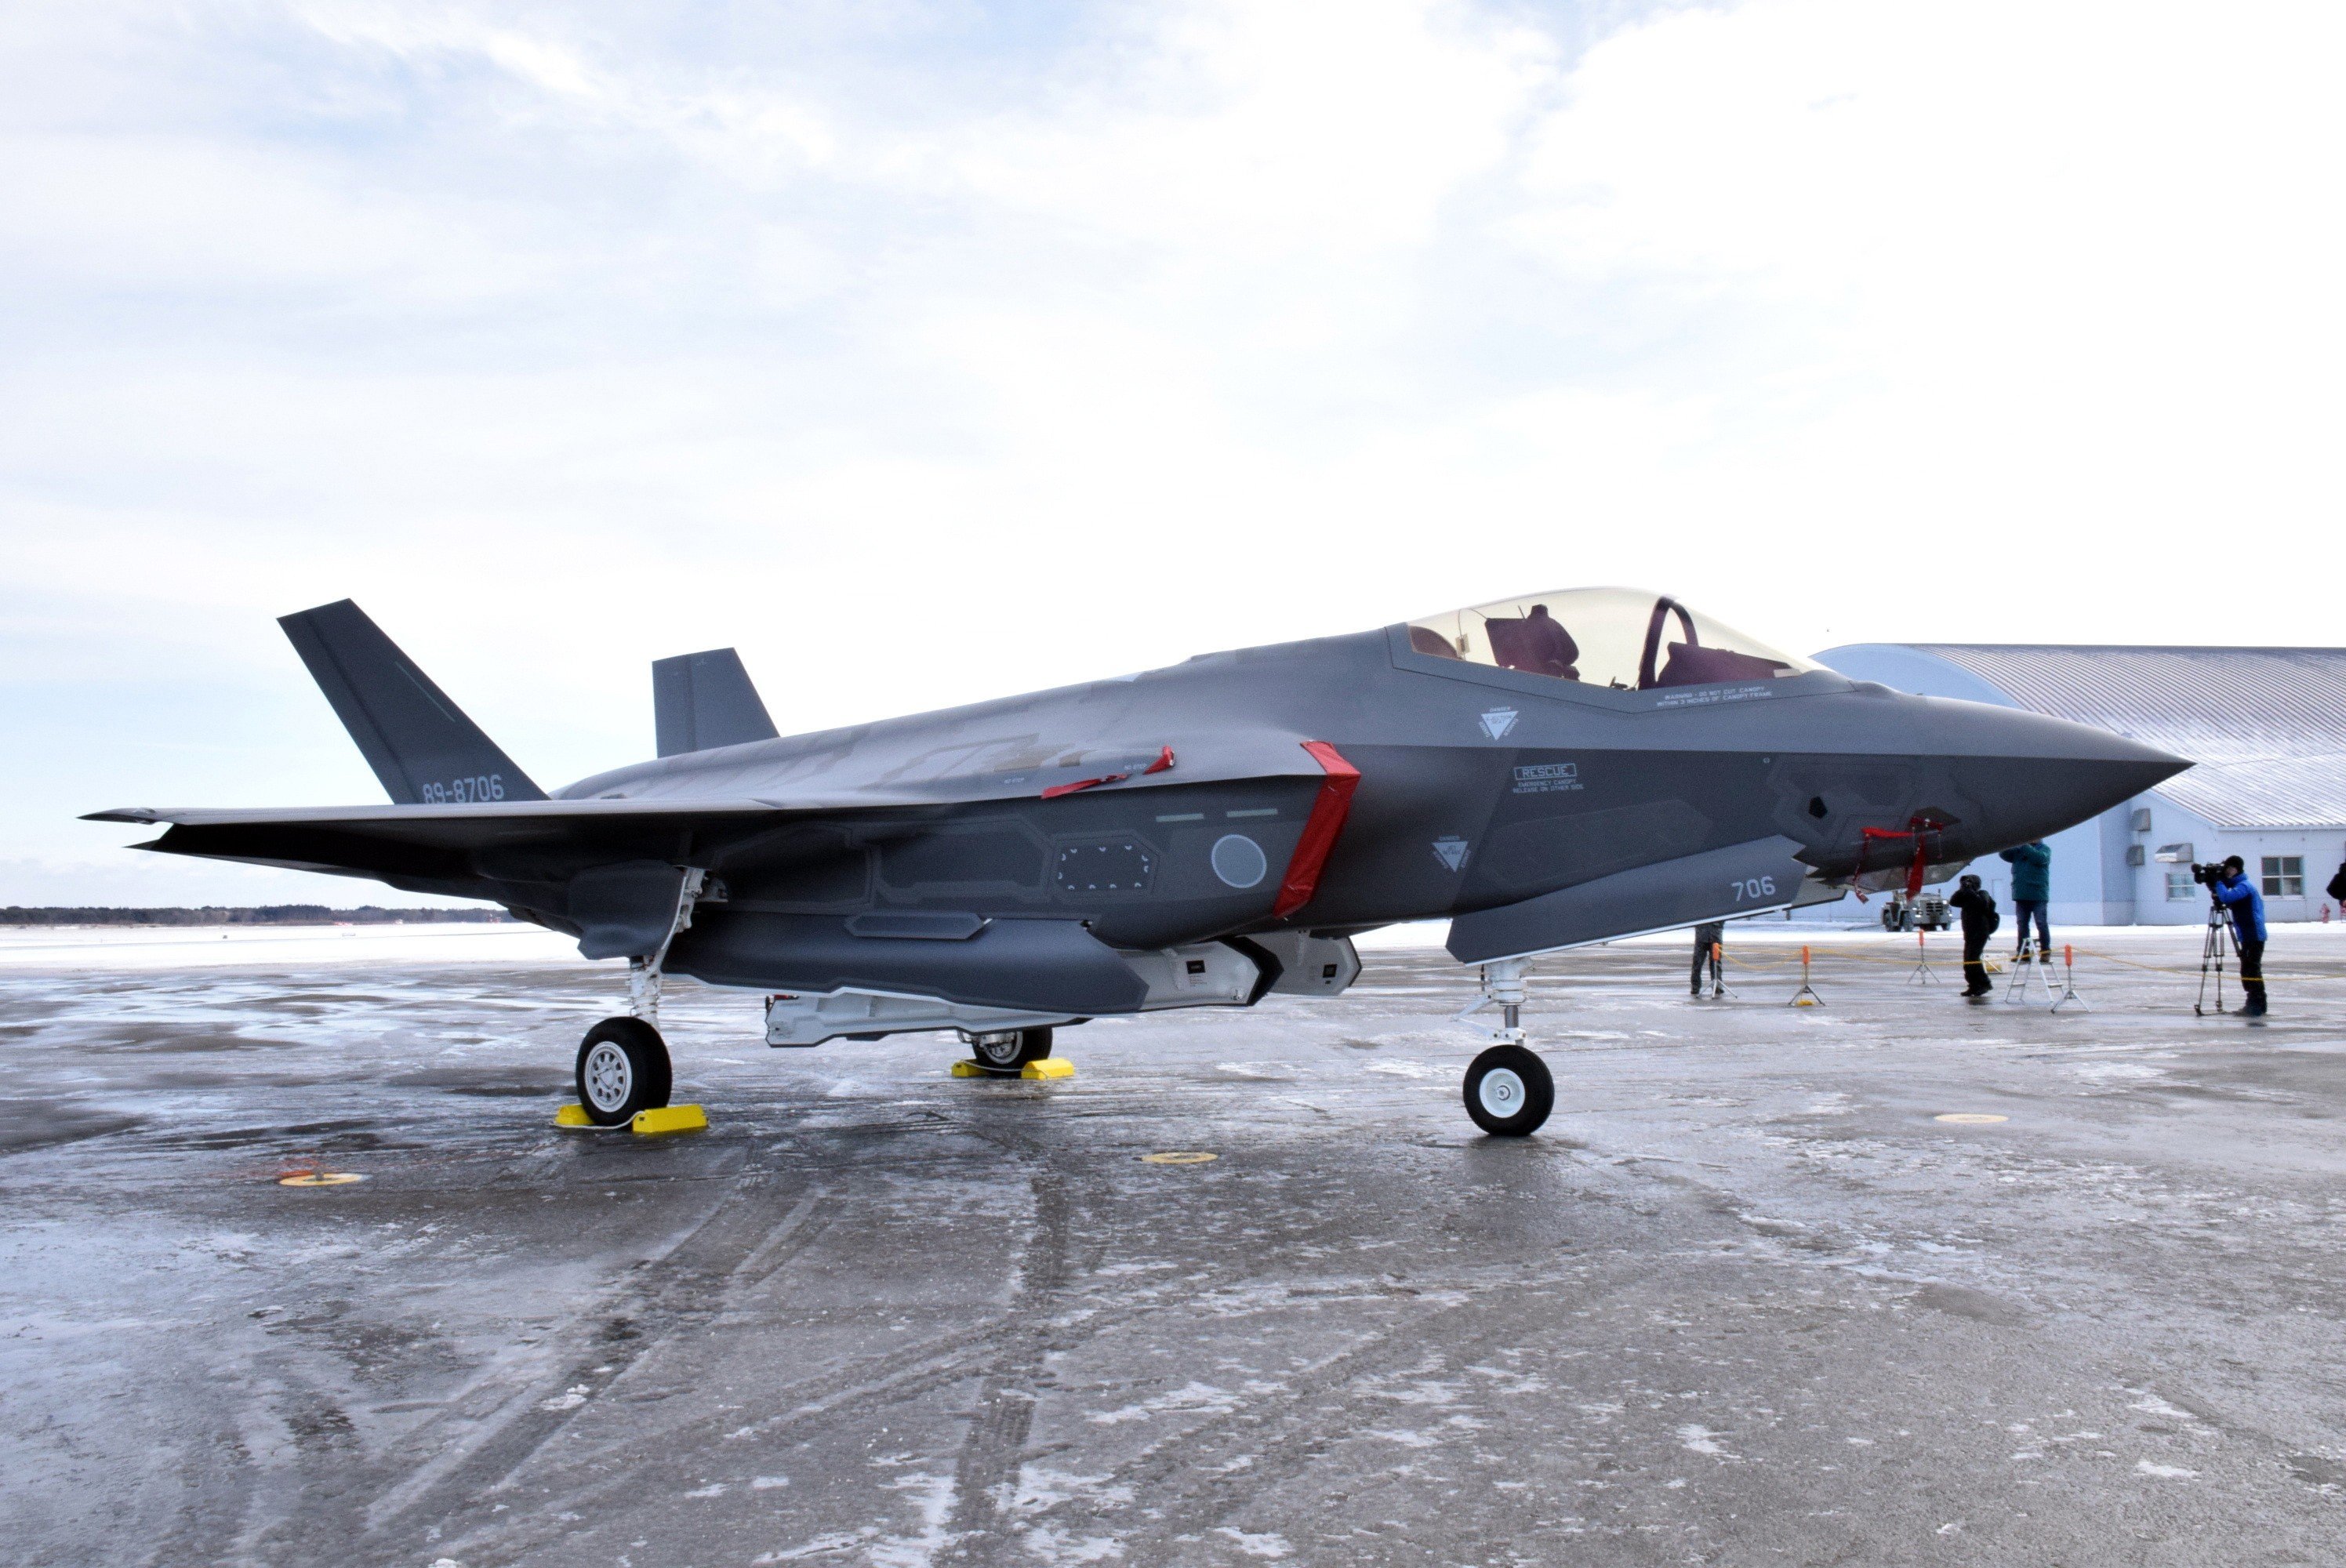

[1040,771,1128,800]
[1851,816,1945,902]
[1042,746,1174,798]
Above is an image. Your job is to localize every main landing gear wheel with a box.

[968,1027,1053,1076]
[1464,1044,1554,1137]
[576,1016,673,1127]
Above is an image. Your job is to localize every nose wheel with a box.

[1464,1044,1553,1136]
[576,1016,674,1126]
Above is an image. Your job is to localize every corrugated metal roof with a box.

[1903,645,2346,829]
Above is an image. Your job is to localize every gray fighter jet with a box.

[90,589,2184,1135]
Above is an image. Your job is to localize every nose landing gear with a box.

[1456,959,1555,1136]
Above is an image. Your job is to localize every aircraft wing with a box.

[82,726,1338,886]
[82,799,797,881]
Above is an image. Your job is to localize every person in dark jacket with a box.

[1690,920,1725,996]
[2210,855,2268,1016]
[1948,873,1999,997]
[1999,840,2051,962]
[2328,857,2346,913]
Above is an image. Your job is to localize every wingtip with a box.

[83,808,163,824]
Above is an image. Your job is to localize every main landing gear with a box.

[964,1026,1055,1076]
[575,871,697,1127]
[1458,959,1555,1137]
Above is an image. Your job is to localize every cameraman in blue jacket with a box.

[1999,840,2052,964]
[2206,855,2268,1016]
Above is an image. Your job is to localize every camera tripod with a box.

[2193,894,2238,1017]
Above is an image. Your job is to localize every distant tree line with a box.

[1,906,514,927]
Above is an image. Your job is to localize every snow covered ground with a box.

[0,919,581,969]
[3,922,2344,1564]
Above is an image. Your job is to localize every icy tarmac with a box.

[3,924,2344,1567]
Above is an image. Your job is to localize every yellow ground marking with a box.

[1934,1112,2010,1124]
[1139,1151,1218,1165]
[278,1171,367,1186]
[1021,1058,1076,1080]
[631,1104,708,1136]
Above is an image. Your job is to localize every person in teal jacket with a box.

[1999,840,2051,962]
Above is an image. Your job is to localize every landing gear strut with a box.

[964,1026,1054,1076]
[1458,958,1555,1136]
[575,868,699,1126]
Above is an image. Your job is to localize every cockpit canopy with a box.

[1407,588,1822,691]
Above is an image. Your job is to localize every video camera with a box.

[2190,862,2229,887]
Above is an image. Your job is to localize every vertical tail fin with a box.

[278,600,546,804]
[652,648,779,757]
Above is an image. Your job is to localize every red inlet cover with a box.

[1273,741,1360,918]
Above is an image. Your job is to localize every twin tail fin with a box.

[278,600,546,805]
[652,648,778,757]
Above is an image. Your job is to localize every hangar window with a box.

[2166,870,2197,901]
[1407,588,1821,691]
[2262,855,2303,898]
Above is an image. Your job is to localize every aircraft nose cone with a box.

[1915,698,2189,853]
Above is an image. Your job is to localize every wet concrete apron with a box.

[2,933,2343,1566]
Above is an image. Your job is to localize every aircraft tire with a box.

[576,1017,673,1127]
[1463,1044,1553,1137]
[968,1026,1054,1076]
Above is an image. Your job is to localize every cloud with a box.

[1508,0,2346,536]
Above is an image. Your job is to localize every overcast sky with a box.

[4,0,2341,906]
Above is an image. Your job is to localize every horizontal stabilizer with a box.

[279,601,545,805]
[653,648,778,757]
[84,800,780,829]
[1447,835,1812,964]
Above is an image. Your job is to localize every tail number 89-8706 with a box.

[419,775,505,804]
[1730,874,1778,902]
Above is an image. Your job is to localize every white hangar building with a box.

[1810,644,2346,927]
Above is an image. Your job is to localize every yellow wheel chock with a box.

[950,1058,1075,1080]
[630,1104,707,1135]
[555,1102,708,1134]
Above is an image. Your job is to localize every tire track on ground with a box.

[355,1178,823,1558]
[941,1159,1079,1565]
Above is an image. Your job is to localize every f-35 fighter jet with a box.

[91,589,2183,1135]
